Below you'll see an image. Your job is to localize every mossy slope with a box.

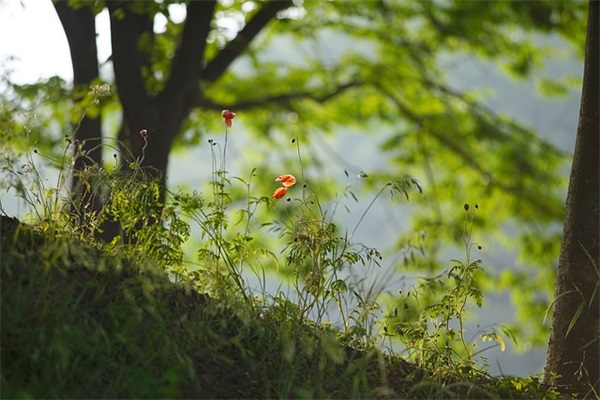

[0,216,539,398]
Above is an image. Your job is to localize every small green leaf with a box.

[565,301,585,338]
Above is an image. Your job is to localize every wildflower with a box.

[275,174,296,188]
[272,187,288,199]
[221,110,236,127]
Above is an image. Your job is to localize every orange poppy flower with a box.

[275,174,296,188]
[272,187,288,199]
[221,110,236,127]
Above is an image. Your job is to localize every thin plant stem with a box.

[349,183,389,241]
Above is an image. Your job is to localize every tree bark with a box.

[53,2,105,236]
[53,2,101,165]
[543,1,599,396]
[106,2,158,164]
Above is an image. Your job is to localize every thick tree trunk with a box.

[53,2,106,238]
[107,2,217,196]
[53,2,101,166]
[106,2,158,163]
[543,1,599,396]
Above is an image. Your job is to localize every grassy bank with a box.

[0,215,552,399]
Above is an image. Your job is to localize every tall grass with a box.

[0,103,553,398]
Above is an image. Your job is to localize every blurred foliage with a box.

[0,0,587,350]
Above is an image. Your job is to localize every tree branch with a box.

[201,0,293,83]
[383,88,561,219]
[423,77,571,158]
[195,81,364,110]
[162,1,216,100]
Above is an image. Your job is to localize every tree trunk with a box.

[106,0,291,195]
[543,1,599,396]
[53,2,109,239]
[54,1,292,242]
[107,2,217,194]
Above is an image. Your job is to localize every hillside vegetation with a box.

[1,214,551,399]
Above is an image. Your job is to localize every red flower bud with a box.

[272,187,288,199]
[221,110,236,127]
